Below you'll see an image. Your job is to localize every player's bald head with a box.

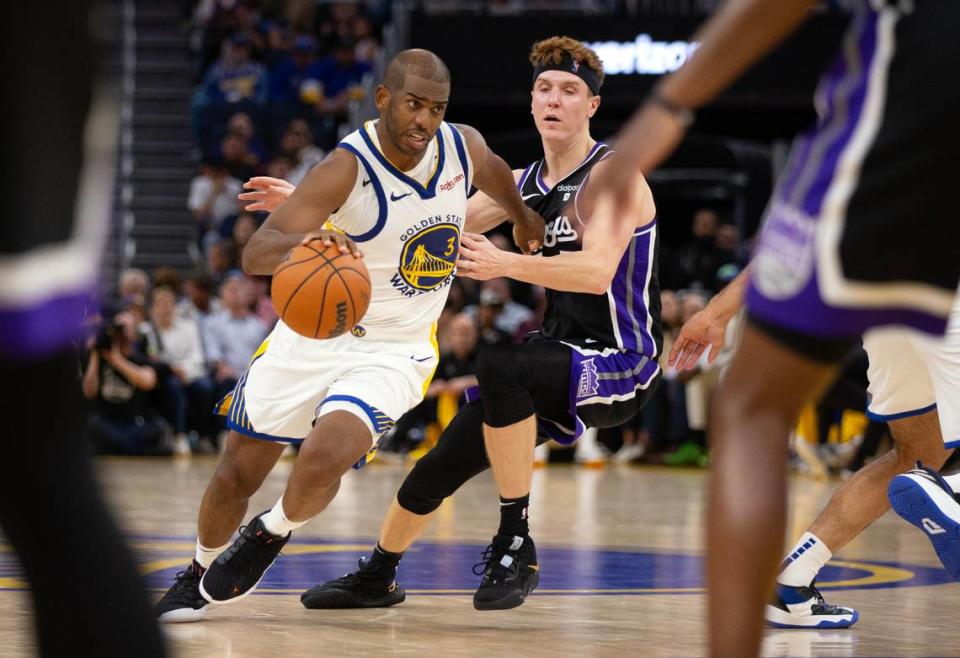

[383,49,450,91]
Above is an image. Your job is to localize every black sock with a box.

[366,542,403,574]
[498,494,530,537]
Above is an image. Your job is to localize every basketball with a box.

[271,239,371,339]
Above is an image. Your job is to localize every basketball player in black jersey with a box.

[270,36,662,612]
[1,3,166,656]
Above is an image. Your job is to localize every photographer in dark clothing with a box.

[82,311,169,455]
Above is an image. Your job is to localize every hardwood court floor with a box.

[2,457,959,657]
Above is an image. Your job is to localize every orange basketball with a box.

[271,239,371,339]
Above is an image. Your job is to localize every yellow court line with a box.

[819,560,915,588]
[0,578,27,590]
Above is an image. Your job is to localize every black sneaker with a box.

[154,560,209,623]
[301,557,406,609]
[472,534,539,610]
[199,513,289,604]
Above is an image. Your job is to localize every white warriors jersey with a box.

[273,120,473,349]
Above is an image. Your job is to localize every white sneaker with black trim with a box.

[764,581,859,629]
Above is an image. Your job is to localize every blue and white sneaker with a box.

[888,462,960,579]
[764,581,859,629]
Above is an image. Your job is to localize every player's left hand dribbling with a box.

[301,230,363,258]
[456,233,508,280]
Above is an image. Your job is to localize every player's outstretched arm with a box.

[458,162,653,294]
[668,267,750,370]
[242,149,360,275]
[456,123,545,253]
[463,169,524,234]
[575,0,817,222]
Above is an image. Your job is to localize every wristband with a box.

[648,93,695,128]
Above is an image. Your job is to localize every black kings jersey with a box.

[517,142,662,358]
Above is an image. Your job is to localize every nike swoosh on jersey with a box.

[410,355,433,362]
[362,179,372,187]
[522,193,540,200]
[391,191,412,201]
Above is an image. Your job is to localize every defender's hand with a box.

[239,176,296,213]
[457,232,510,281]
[668,308,728,371]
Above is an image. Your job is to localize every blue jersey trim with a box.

[225,418,303,445]
[358,123,446,199]
[867,402,938,422]
[448,124,470,197]
[336,143,388,242]
[319,394,396,435]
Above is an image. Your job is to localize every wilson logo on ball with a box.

[271,239,371,340]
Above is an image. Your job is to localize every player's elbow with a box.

[585,260,618,295]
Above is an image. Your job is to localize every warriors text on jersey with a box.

[517,142,662,358]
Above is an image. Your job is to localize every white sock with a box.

[195,540,229,569]
[777,532,832,587]
[942,473,960,493]
[261,497,307,537]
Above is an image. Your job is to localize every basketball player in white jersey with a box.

[154,49,544,622]
[669,270,960,628]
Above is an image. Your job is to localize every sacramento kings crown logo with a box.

[576,358,599,399]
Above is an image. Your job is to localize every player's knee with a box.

[475,345,525,390]
[211,461,261,500]
[294,453,345,489]
[396,457,450,515]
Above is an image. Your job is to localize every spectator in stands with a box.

[220,130,259,181]
[151,267,182,295]
[146,285,218,454]
[193,33,267,150]
[662,291,710,467]
[232,211,260,257]
[279,118,324,184]
[207,238,238,287]
[477,277,533,336]
[180,273,222,333]
[635,290,685,460]
[316,2,360,43]
[351,14,380,64]
[83,310,168,456]
[204,273,269,399]
[262,19,293,68]
[200,33,266,107]
[265,153,296,181]
[475,286,513,349]
[268,34,323,109]
[118,268,149,306]
[674,208,721,291]
[244,274,278,329]
[188,157,242,246]
[713,223,747,286]
[226,111,266,163]
[312,35,371,124]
